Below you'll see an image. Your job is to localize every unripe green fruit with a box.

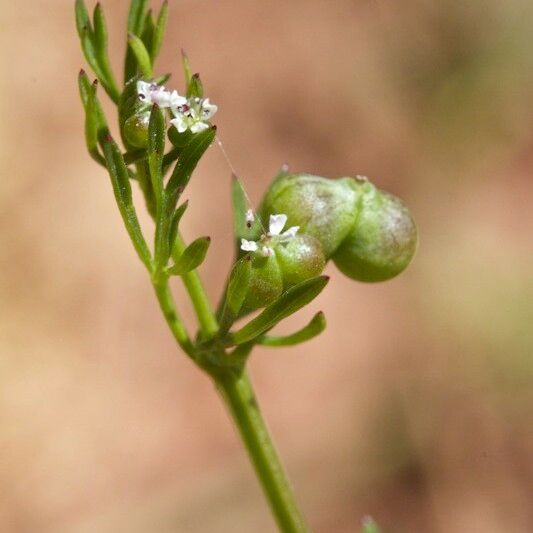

[260,173,358,257]
[242,254,283,311]
[332,182,417,282]
[119,77,152,150]
[275,235,325,288]
[124,111,150,148]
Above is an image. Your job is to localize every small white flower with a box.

[170,96,218,134]
[240,239,258,252]
[239,213,299,257]
[136,80,217,134]
[136,81,187,109]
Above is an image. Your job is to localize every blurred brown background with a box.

[1,0,533,531]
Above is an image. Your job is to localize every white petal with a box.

[245,209,255,224]
[269,214,287,236]
[201,98,218,119]
[261,246,275,257]
[240,239,258,252]
[151,88,173,107]
[279,226,299,241]
[170,117,188,133]
[169,90,187,108]
[136,80,153,103]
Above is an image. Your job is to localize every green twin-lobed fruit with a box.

[260,172,417,283]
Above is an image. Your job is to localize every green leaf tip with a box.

[168,236,211,275]
[258,310,326,347]
[127,31,153,78]
[187,72,204,98]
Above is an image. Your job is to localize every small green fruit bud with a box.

[260,173,358,257]
[242,254,283,311]
[274,234,326,288]
[124,111,150,148]
[333,182,417,282]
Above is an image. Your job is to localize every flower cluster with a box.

[136,80,218,134]
[241,214,299,257]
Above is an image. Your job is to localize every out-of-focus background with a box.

[1,0,532,531]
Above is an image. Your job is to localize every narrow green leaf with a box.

[100,134,153,270]
[361,517,381,533]
[154,192,174,269]
[167,236,211,275]
[181,49,193,86]
[75,0,119,103]
[125,0,149,82]
[85,82,105,165]
[152,1,169,62]
[258,311,326,347]
[141,9,155,57]
[128,32,153,78]
[187,73,204,98]
[77,20,105,83]
[78,72,107,165]
[78,69,92,107]
[127,0,149,34]
[148,104,165,202]
[92,3,107,52]
[92,3,120,102]
[229,276,329,346]
[232,175,247,238]
[75,0,92,36]
[219,257,252,333]
[166,126,216,209]
[168,200,189,253]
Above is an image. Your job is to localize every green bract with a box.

[333,181,418,282]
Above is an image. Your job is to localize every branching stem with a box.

[168,240,310,532]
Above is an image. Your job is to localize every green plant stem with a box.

[152,277,195,358]
[217,371,309,533]
[169,252,310,532]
